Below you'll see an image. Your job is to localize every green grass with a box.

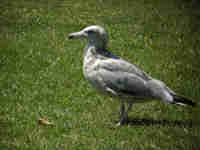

[0,0,200,149]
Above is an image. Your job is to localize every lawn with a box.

[0,0,200,149]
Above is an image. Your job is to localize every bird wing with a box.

[99,57,152,81]
[98,59,151,98]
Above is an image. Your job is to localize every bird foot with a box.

[116,118,128,127]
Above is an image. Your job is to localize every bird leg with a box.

[126,103,133,116]
[120,102,125,120]
[117,102,133,126]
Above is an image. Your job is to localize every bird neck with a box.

[87,35,107,49]
[84,45,114,64]
[84,45,98,58]
[84,41,106,56]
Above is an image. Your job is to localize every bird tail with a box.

[172,94,198,107]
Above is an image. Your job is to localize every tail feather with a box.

[172,94,198,107]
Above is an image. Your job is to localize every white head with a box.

[69,25,108,49]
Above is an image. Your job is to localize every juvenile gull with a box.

[68,25,197,126]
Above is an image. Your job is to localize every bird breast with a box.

[83,49,107,92]
[83,49,98,75]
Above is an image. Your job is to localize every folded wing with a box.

[98,58,152,99]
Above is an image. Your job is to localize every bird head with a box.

[68,25,108,49]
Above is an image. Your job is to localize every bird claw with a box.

[116,118,128,127]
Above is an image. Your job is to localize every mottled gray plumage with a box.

[68,25,197,125]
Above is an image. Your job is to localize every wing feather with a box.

[99,58,151,81]
[98,65,150,98]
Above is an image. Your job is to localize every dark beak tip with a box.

[68,35,73,39]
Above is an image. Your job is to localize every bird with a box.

[68,25,198,126]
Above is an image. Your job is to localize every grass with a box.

[0,0,200,149]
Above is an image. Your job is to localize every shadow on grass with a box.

[126,118,200,128]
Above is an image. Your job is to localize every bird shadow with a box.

[125,118,200,128]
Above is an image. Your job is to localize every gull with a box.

[68,25,198,126]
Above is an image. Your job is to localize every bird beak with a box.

[68,31,87,39]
